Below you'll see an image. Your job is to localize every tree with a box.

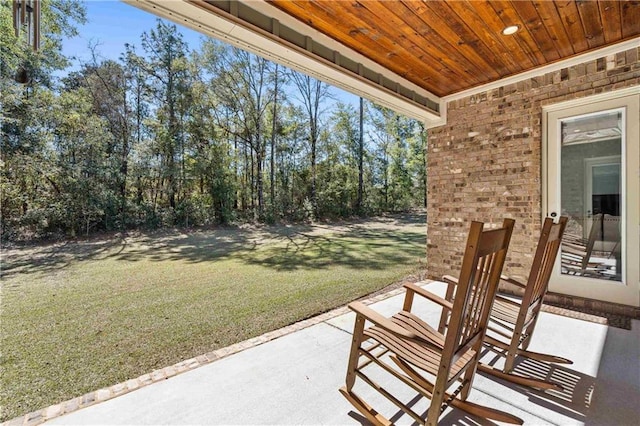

[49,87,113,235]
[207,43,277,220]
[321,101,361,216]
[64,54,136,230]
[289,71,331,219]
[369,104,419,212]
[269,62,281,220]
[369,105,393,210]
[122,43,150,218]
[386,114,413,211]
[409,122,427,208]
[357,97,364,214]
[185,47,235,224]
[274,103,306,218]
[1,5,430,240]
[1,0,87,239]
[139,20,190,215]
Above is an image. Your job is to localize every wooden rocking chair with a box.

[339,219,522,425]
[561,213,604,276]
[561,213,620,278]
[437,216,571,391]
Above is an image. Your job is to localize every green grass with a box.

[0,215,426,421]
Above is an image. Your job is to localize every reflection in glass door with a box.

[559,111,622,282]
[544,89,639,307]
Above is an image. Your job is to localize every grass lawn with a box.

[0,213,426,421]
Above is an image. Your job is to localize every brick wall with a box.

[426,47,640,285]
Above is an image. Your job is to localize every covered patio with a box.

[6,1,639,424]
[20,281,640,425]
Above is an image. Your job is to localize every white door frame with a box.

[542,86,640,307]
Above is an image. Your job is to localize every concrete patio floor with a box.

[44,281,639,425]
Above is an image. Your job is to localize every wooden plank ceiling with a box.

[267,0,640,97]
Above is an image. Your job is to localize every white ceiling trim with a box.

[443,37,640,103]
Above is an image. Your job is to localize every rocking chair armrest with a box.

[403,282,454,311]
[442,274,458,286]
[500,275,526,289]
[348,301,420,341]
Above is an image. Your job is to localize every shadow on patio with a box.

[17,281,639,426]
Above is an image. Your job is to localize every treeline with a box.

[1,1,426,241]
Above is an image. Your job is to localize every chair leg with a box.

[383,355,448,426]
[341,314,394,426]
[345,314,366,390]
[503,332,522,374]
[459,360,476,401]
[481,336,569,391]
[521,314,540,351]
[425,383,447,426]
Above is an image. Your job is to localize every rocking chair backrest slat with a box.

[442,219,515,368]
[521,216,568,310]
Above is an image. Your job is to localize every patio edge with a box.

[1,284,413,426]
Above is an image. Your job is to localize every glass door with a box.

[544,90,639,306]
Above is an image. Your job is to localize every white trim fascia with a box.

[444,37,640,103]
[124,0,443,124]
[429,103,447,129]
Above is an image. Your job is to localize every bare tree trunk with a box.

[290,73,329,219]
[383,143,389,210]
[243,141,249,211]
[118,83,128,231]
[310,121,317,215]
[256,147,263,221]
[134,67,143,206]
[233,132,239,210]
[250,139,255,212]
[256,122,264,220]
[270,63,279,218]
[357,96,364,214]
[421,123,427,208]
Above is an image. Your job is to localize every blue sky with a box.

[62,1,202,67]
[62,1,357,105]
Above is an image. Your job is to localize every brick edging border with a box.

[2,284,413,426]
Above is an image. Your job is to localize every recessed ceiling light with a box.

[502,25,519,35]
